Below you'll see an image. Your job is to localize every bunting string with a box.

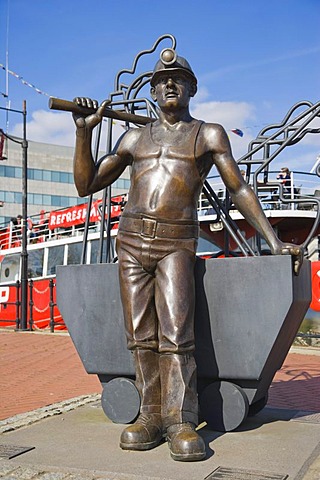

[0,62,269,136]
[0,63,51,97]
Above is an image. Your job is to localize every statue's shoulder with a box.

[118,126,144,146]
[124,126,144,137]
[198,122,227,143]
[195,122,231,158]
[200,122,226,134]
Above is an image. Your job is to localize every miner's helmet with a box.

[150,48,197,87]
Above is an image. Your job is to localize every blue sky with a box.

[0,0,319,171]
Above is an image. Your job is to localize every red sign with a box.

[48,196,124,230]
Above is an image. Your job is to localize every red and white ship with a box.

[0,195,125,330]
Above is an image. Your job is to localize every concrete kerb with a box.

[290,345,320,356]
[0,460,165,480]
[0,394,100,434]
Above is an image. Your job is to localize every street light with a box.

[0,101,28,330]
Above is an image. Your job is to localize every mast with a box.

[5,0,10,133]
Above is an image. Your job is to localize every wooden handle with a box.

[48,97,155,125]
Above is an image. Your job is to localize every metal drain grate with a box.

[205,466,288,479]
[291,411,320,424]
[0,444,35,459]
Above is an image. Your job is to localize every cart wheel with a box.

[199,381,249,432]
[101,377,140,424]
[248,394,269,417]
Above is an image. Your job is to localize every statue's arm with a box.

[203,123,303,272]
[72,99,137,197]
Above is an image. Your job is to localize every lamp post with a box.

[0,101,28,330]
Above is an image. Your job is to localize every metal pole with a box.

[20,100,28,330]
[15,280,20,330]
[29,279,34,331]
[49,278,55,333]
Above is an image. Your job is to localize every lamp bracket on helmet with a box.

[160,48,177,66]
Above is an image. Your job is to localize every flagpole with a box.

[5,0,10,133]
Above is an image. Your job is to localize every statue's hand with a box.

[271,242,304,275]
[72,98,110,130]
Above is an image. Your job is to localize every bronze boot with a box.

[120,349,163,451]
[160,352,199,429]
[166,422,206,462]
[120,413,163,450]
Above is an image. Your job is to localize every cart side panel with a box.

[56,264,134,376]
[250,259,311,401]
[194,256,311,381]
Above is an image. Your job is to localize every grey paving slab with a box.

[0,404,320,480]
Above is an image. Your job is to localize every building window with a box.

[0,190,80,207]
[15,167,22,178]
[14,192,22,203]
[33,169,43,181]
[43,195,51,206]
[5,166,15,178]
[51,171,60,182]
[60,197,69,208]
[2,165,74,184]
[60,172,69,183]
[33,194,42,205]
[43,170,51,181]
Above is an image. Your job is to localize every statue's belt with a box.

[119,216,199,239]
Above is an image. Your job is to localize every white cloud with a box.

[191,100,255,127]
[10,110,128,149]
[12,110,76,147]
[298,117,320,148]
[191,100,256,159]
[192,86,210,103]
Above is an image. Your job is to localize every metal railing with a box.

[0,279,64,332]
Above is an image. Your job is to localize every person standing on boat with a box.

[277,167,292,195]
[72,49,303,462]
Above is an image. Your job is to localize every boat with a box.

[0,195,126,330]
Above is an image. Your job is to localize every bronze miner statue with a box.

[72,48,303,462]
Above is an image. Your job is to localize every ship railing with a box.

[0,278,63,332]
[197,169,320,215]
[0,214,117,251]
[0,280,20,329]
[294,332,320,347]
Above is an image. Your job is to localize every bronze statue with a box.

[72,48,303,462]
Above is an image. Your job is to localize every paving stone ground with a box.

[1,330,319,421]
[268,348,320,412]
[0,330,101,421]
[0,330,320,480]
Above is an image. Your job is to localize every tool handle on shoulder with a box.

[48,97,154,125]
[49,97,95,115]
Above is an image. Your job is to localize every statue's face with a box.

[150,72,196,110]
